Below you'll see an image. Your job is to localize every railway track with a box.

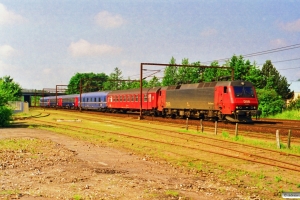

[30,107,300,144]
[25,110,300,174]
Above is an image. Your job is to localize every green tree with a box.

[0,76,22,127]
[106,67,123,90]
[147,76,161,87]
[177,58,194,84]
[121,78,140,89]
[203,61,230,82]
[260,60,292,99]
[67,72,108,94]
[256,88,285,117]
[203,61,218,82]
[162,57,178,86]
[243,62,263,88]
[0,76,22,102]
[190,61,203,83]
[228,55,251,80]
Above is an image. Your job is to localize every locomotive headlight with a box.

[236,106,238,109]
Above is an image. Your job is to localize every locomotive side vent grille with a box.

[197,83,204,88]
[210,82,217,87]
[167,86,177,90]
[204,83,211,87]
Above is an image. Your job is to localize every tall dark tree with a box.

[261,60,292,99]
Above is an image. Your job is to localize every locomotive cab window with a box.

[224,86,227,93]
[234,86,254,97]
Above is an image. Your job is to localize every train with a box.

[40,80,261,123]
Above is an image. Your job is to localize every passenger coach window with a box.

[144,94,147,102]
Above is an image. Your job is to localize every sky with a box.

[0,0,300,90]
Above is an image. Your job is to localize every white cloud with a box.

[69,39,122,57]
[270,38,287,47]
[0,3,25,25]
[0,59,17,77]
[200,28,217,37]
[43,68,52,75]
[279,19,300,32]
[94,11,125,29]
[0,44,16,57]
[121,60,139,68]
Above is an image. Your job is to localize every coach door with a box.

[215,86,230,114]
[74,97,78,108]
[58,98,63,107]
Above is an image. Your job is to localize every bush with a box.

[256,88,285,117]
[0,106,13,127]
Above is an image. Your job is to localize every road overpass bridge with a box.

[22,89,66,107]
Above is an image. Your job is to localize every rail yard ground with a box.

[1,109,300,199]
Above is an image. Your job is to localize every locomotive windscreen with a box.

[233,86,255,98]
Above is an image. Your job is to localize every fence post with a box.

[235,123,238,137]
[215,121,217,135]
[200,119,203,133]
[186,118,189,130]
[287,129,291,149]
[276,130,281,149]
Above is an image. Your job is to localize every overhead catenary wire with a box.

[127,43,300,79]
[201,43,300,64]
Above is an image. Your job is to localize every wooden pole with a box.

[200,119,203,133]
[287,129,291,149]
[215,121,217,135]
[276,130,280,149]
[235,123,238,137]
[186,118,189,130]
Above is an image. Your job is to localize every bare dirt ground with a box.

[0,128,260,200]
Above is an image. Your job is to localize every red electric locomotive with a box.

[157,80,260,122]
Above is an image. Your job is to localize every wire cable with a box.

[202,43,300,64]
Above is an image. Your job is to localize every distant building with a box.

[289,81,300,101]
